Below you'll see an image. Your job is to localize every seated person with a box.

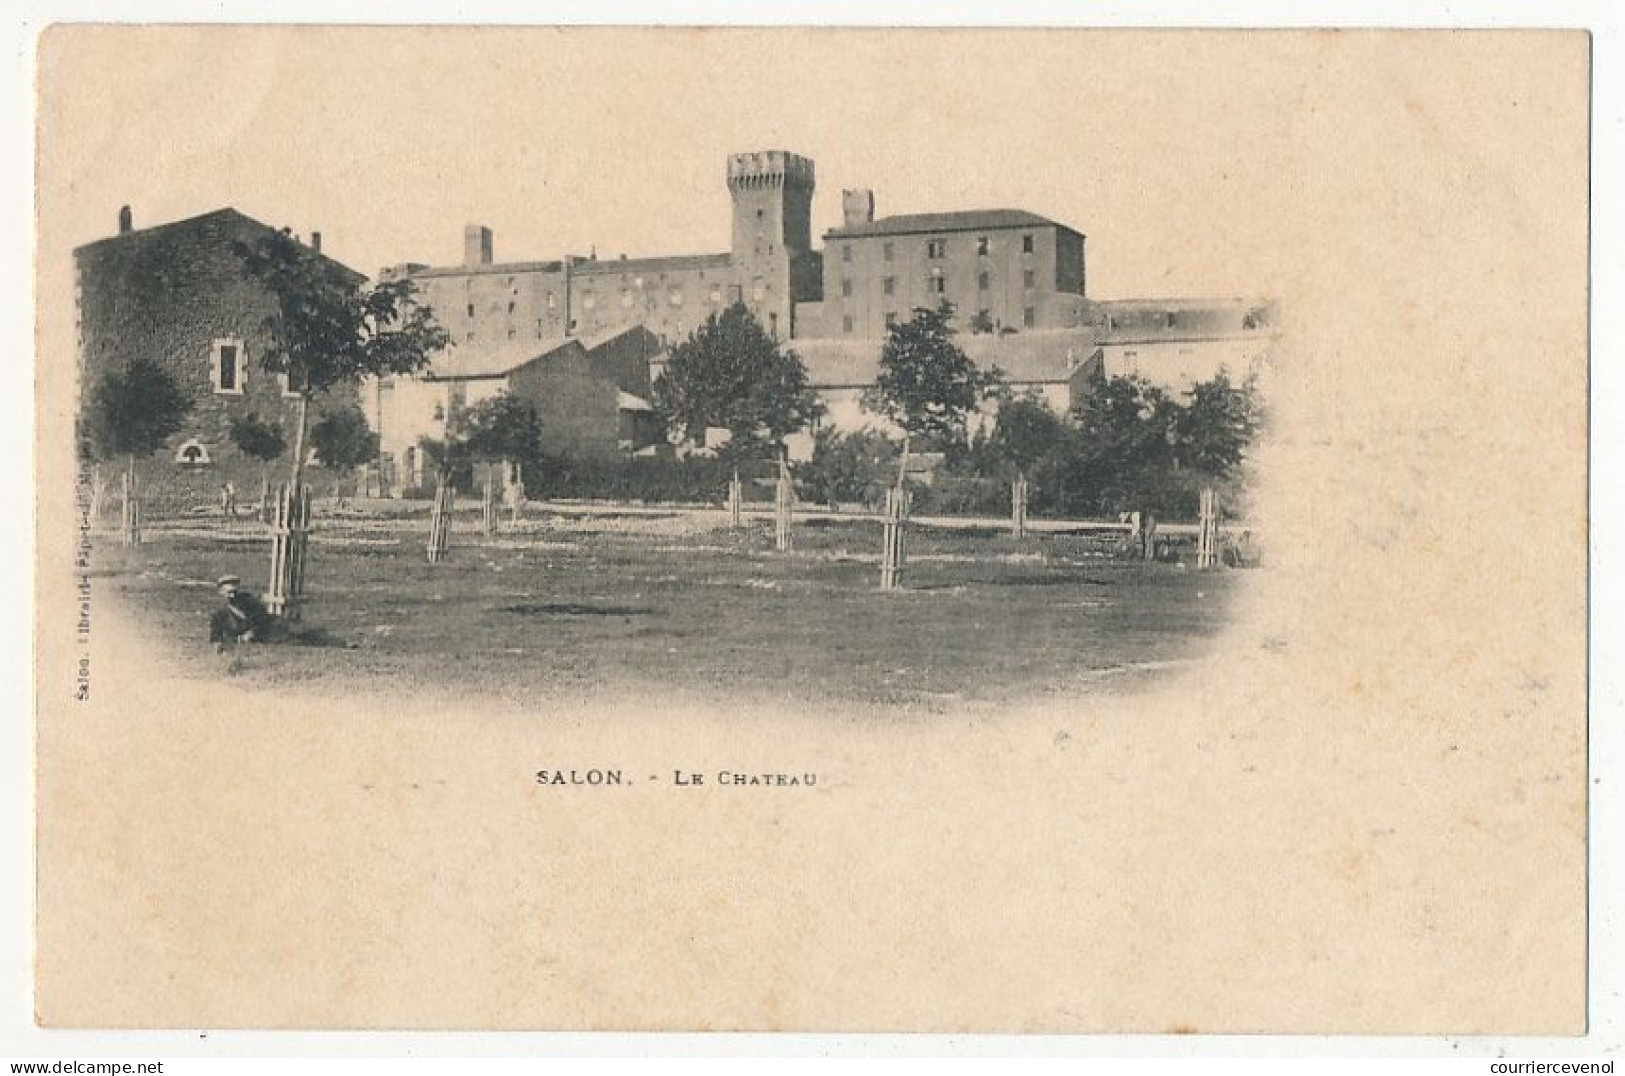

[209,575,274,651]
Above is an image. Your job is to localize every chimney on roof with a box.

[464,224,493,267]
[118,205,132,234]
[842,189,875,228]
[310,231,322,254]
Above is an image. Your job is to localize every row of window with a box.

[462,282,767,320]
[841,307,1036,334]
[841,233,1039,263]
[841,268,1040,298]
[207,338,303,397]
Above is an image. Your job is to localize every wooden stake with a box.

[508,460,524,526]
[774,456,793,552]
[426,479,454,563]
[1196,487,1219,570]
[119,467,141,546]
[728,470,743,529]
[879,484,907,591]
[481,462,498,537]
[89,464,105,526]
[266,481,311,620]
[1011,473,1029,539]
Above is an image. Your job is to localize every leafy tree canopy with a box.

[419,392,545,482]
[456,393,544,471]
[797,427,901,508]
[1172,371,1262,476]
[652,304,820,463]
[228,412,287,463]
[82,357,190,462]
[234,229,449,396]
[1050,371,1263,517]
[985,393,1064,477]
[309,406,379,472]
[862,304,1003,447]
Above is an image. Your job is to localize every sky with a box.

[36,26,1321,300]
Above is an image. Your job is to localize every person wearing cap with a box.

[210,575,273,652]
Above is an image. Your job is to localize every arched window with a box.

[174,438,211,466]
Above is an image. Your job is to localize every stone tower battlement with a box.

[726,151,815,191]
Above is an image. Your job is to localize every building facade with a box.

[387,149,1275,441]
[804,201,1088,339]
[385,150,823,352]
[1075,298,1277,393]
[369,325,664,491]
[74,206,362,496]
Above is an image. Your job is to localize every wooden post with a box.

[774,457,793,552]
[1011,473,1029,539]
[481,462,498,537]
[426,479,454,563]
[728,470,743,529]
[89,464,106,526]
[119,467,141,546]
[1196,487,1220,569]
[266,481,311,620]
[507,460,524,526]
[879,484,907,591]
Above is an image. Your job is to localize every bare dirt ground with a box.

[92,501,1243,710]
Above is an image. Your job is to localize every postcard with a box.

[32,26,1590,1033]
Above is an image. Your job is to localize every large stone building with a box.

[73,206,361,496]
[384,150,823,350]
[388,149,1274,443]
[801,201,1087,339]
[78,154,1274,502]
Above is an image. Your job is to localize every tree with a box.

[986,394,1065,482]
[862,304,1003,478]
[82,356,191,493]
[1172,371,1262,477]
[228,412,286,518]
[797,427,900,510]
[229,411,287,464]
[309,406,379,505]
[234,228,448,492]
[652,304,820,467]
[1061,372,1265,519]
[456,392,544,504]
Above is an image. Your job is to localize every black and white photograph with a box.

[22,18,1602,1050]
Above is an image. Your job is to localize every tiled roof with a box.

[792,328,1097,389]
[570,253,732,277]
[423,337,582,380]
[580,324,659,353]
[73,207,364,283]
[390,252,732,281]
[825,209,1069,240]
[408,259,565,279]
[1083,297,1275,344]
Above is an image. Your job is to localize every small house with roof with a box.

[73,205,363,496]
[368,324,664,493]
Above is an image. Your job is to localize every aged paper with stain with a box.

[33,27,1588,1032]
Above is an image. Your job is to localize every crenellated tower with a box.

[727,151,817,340]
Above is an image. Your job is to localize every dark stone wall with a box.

[507,353,621,459]
[75,210,361,495]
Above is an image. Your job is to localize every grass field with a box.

[93,502,1244,710]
